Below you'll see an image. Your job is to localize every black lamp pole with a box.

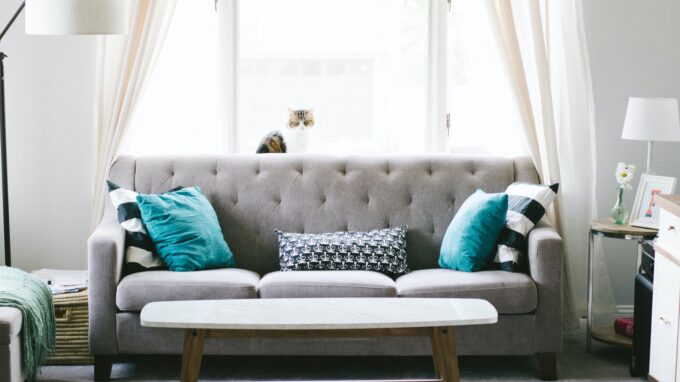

[0,1,26,267]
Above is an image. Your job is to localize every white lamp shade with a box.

[622,97,680,142]
[25,0,130,35]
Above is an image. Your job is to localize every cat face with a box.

[288,108,314,129]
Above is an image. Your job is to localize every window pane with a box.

[447,0,528,157]
[238,0,429,154]
[120,1,222,156]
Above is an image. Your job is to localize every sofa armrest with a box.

[88,206,125,355]
[0,307,22,382]
[0,307,21,346]
[527,221,564,353]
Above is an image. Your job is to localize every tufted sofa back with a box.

[108,155,538,275]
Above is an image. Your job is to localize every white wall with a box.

[0,1,97,271]
[583,0,680,307]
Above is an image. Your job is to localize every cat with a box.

[285,108,314,152]
[255,130,287,153]
[288,108,315,128]
[255,109,314,153]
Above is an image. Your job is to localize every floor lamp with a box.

[0,0,129,267]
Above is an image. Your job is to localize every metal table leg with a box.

[636,239,643,273]
[586,230,594,352]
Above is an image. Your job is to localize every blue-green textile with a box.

[0,266,55,381]
[136,187,235,272]
[438,190,508,272]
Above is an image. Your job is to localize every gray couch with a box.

[0,307,22,382]
[88,154,563,381]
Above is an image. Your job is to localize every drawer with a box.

[659,210,680,252]
[650,254,680,382]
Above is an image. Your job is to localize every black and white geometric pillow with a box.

[275,226,409,277]
[107,181,175,275]
[493,182,559,272]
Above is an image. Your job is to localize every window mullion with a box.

[218,0,239,153]
[427,0,450,153]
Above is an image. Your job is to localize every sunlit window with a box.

[447,0,528,157]
[119,0,221,155]
[121,0,528,157]
[237,0,429,153]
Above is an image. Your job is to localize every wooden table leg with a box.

[430,328,443,380]
[431,327,460,382]
[180,329,206,382]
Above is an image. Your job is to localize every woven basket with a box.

[45,290,93,365]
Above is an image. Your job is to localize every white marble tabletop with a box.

[140,298,498,330]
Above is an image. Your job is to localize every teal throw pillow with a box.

[136,187,235,272]
[438,190,508,272]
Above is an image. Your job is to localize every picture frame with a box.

[630,174,678,229]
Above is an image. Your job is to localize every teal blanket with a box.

[0,266,55,381]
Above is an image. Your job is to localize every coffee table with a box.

[140,298,498,382]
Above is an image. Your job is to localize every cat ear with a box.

[288,107,294,113]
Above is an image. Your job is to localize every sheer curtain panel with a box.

[491,0,603,328]
[92,0,177,227]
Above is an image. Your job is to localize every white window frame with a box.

[217,0,239,153]
[428,0,450,152]
[217,0,451,153]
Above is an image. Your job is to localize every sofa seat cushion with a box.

[0,307,21,345]
[259,271,397,298]
[116,268,260,312]
[395,268,536,314]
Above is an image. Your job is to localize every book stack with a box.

[31,269,87,295]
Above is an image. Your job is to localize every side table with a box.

[586,219,657,352]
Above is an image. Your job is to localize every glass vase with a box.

[610,185,628,225]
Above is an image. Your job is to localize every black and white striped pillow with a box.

[107,181,176,275]
[493,182,559,272]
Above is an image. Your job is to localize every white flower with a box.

[615,162,636,189]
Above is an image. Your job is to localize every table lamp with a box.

[622,97,680,174]
[0,0,130,267]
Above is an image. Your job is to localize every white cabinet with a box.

[659,209,680,252]
[649,254,680,381]
[650,196,680,382]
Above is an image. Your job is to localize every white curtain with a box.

[490,0,607,328]
[92,0,177,227]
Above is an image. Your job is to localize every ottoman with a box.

[0,307,23,382]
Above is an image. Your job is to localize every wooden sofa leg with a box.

[94,355,113,381]
[537,352,557,381]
